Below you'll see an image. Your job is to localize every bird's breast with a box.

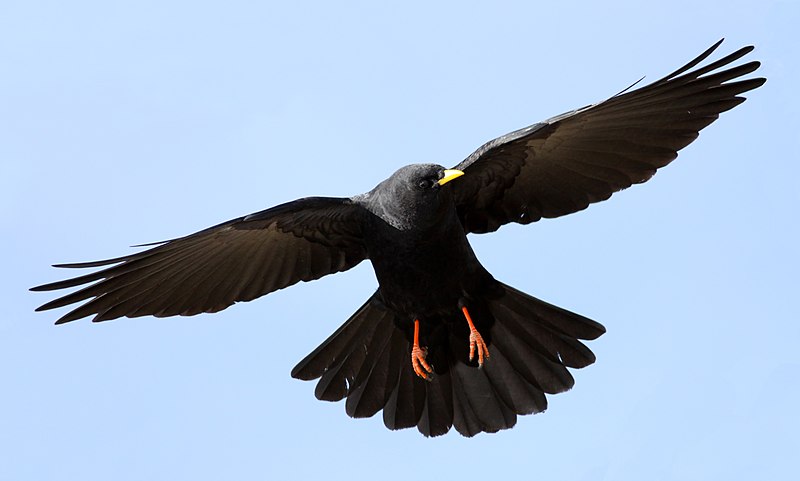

[364,218,492,319]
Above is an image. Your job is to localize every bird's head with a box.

[393,163,464,195]
[358,164,464,231]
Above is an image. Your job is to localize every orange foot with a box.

[462,306,490,367]
[411,344,433,380]
[411,319,433,381]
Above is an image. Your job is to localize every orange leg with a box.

[461,306,490,367]
[411,319,433,381]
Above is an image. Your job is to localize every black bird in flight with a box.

[33,40,764,437]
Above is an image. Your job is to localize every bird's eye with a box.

[418,179,432,189]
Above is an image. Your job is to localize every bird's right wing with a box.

[450,40,765,234]
[32,197,368,324]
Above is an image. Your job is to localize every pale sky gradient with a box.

[2,1,798,480]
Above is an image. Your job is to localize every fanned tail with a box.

[291,282,605,437]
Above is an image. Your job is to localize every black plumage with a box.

[32,40,764,436]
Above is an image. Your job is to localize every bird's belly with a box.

[366,235,490,319]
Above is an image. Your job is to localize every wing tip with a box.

[53,311,82,324]
[33,298,64,312]
[290,364,309,380]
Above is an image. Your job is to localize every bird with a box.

[32,40,765,437]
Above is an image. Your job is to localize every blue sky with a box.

[2,1,798,480]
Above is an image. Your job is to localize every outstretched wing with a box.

[32,197,368,324]
[451,40,766,234]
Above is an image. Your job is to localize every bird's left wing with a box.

[32,197,368,324]
[450,40,765,234]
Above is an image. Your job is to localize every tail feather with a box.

[345,321,401,418]
[291,281,605,437]
[501,284,606,340]
[291,297,379,381]
[417,369,454,437]
[449,366,485,436]
[313,316,382,402]
[312,359,350,401]
[482,345,548,415]
[451,362,517,436]
[489,313,576,394]
[382,348,425,430]
[292,294,391,402]
[492,296,597,369]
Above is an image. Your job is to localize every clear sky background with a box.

[2,1,798,480]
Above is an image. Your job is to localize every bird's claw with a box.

[469,329,490,368]
[411,345,433,381]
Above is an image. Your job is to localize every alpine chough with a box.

[32,40,765,436]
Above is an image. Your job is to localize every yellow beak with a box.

[438,169,465,186]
